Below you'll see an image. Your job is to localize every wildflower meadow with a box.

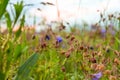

[0,0,120,80]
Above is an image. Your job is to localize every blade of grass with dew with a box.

[15,53,39,80]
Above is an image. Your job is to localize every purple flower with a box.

[56,36,62,43]
[45,35,50,40]
[92,77,99,80]
[101,29,106,37]
[111,30,115,35]
[101,29,106,33]
[92,72,102,80]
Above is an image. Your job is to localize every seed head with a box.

[109,75,117,80]
[65,51,71,58]
[114,58,120,65]
[103,70,111,75]
[61,66,66,72]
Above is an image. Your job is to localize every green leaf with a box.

[0,72,5,80]
[0,0,9,19]
[13,1,24,27]
[115,37,120,44]
[5,11,12,33]
[15,53,39,80]
[14,44,22,60]
[15,14,25,40]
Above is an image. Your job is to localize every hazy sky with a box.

[8,0,120,25]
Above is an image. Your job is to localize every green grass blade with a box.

[0,0,9,19]
[15,53,39,80]
[5,11,12,33]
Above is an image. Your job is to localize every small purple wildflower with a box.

[92,72,102,80]
[111,30,115,36]
[101,29,106,37]
[92,77,99,80]
[101,29,106,33]
[45,35,50,40]
[56,36,62,43]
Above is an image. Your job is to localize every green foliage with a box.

[0,0,9,19]
[15,14,25,39]
[15,53,39,80]
[5,12,12,33]
[12,1,24,27]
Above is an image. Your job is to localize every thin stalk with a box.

[103,0,111,14]
[103,0,111,28]
[75,0,81,27]
[56,0,60,21]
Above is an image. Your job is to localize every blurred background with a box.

[1,0,120,31]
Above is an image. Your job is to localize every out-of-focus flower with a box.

[114,58,120,65]
[70,35,75,41]
[45,35,50,40]
[56,36,62,43]
[95,64,105,71]
[108,22,116,35]
[89,58,96,63]
[66,34,70,39]
[32,34,36,40]
[106,48,110,53]
[101,29,106,37]
[101,29,106,34]
[98,51,102,57]
[103,70,111,75]
[79,46,84,50]
[89,46,94,50]
[41,42,47,48]
[114,50,120,56]
[61,66,65,72]
[65,51,71,58]
[91,64,97,70]
[92,72,102,80]
[109,75,117,80]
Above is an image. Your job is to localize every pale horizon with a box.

[1,0,120,29]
